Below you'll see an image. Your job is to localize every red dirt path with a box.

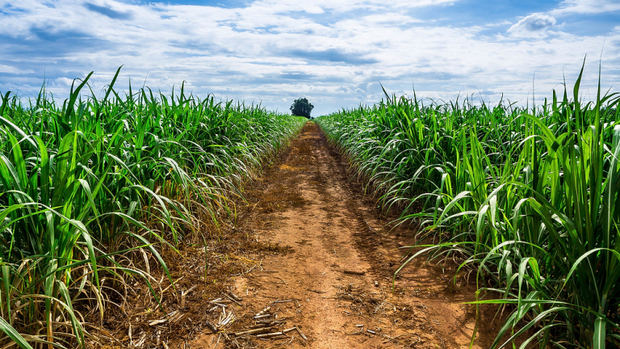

[184,122,495,348]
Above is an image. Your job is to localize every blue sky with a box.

[0,0,618,115]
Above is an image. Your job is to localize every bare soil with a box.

[94,122,498,348]
[185,122,495,348]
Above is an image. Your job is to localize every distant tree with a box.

[290,97,314,118]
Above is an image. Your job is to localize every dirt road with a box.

[189,122,492,348]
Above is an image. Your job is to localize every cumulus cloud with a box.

[507,13,557,37]
[551,0,620,15]
[0,0,617,114]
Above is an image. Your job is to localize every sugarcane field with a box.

[0,1,619,348]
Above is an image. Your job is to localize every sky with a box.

[0,0,618,116]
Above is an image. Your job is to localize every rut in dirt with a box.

[190,122,493,348]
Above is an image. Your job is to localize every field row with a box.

[317,68,620,348]
[0,69,306,348]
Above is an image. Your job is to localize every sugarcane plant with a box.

[317,63,620,348]
[0,67,306,348]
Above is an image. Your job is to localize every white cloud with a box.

[507,13,557,37]
[358,13,424,26]
[551,0,620,15]
[0,64,31,74]
[0,0,617,114]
